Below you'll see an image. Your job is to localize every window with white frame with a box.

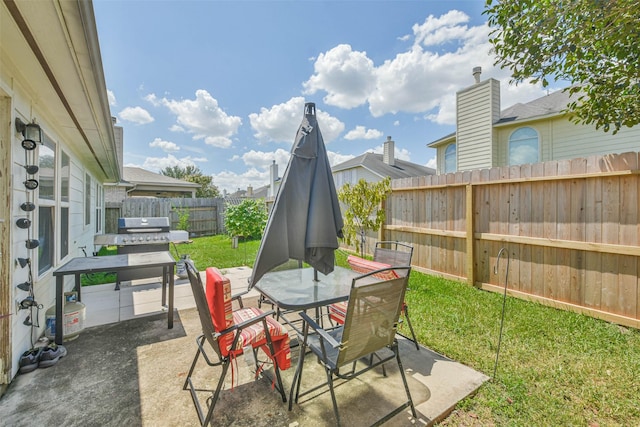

[95,183,103,233]
[38,136,56,275]
[509,127,539,165]
[60,151,70,259]
[85,173,91,226]
[444,143,456,173]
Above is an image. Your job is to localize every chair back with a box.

[373,241,413,277]
[185,263,223,359]
[336,266,410,367]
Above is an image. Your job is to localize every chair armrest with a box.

[218,309,276,336]
[231,290,249,308]
[299,312,340,349]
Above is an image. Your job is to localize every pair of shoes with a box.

[18,348,42,374]
[38,343,67,368]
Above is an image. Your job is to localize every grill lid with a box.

[118,217,170,233]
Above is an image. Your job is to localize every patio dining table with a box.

[254,265,360,325]
[52,251,175,345]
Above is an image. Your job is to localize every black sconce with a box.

[18,296,38,310]
[17,257,30,268]
[16,218,31,228]
[20,202,36,212]
[15,118,42,150]
[19,164,39,174]
[25,239,40,249]
[24,179,39,190]
[17,281,32,292]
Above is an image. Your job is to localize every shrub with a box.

[224,199,268,240]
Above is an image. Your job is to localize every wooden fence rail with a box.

[383,151,640,329]
[106,197,226,236]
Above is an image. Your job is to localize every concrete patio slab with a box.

[0,267,489,426]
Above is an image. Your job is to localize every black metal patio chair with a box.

[291,266,416,426]
[183,263,288,426]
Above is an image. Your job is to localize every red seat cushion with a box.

[328,301,347,324]
[206,267,291,370]
[206,267,234,355]
[347,255,399,280]
[330,257,401,325]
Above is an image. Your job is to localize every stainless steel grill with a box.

[116,217,170,284]
[93,217,173,287]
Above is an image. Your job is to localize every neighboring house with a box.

[119,167,199,198]
[104,123,199,202]
[332,136,436,189]
[428,67,640,174]
[1,1,119,387]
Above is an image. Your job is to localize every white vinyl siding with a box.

[456,79,500,171]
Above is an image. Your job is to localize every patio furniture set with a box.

[183,241,418,426]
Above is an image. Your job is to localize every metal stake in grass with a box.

[493,247,510,380]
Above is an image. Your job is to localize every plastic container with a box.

[45,292,85,342]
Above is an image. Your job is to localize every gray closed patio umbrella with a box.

[248,102,343,288]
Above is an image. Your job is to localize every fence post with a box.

[466,184,475,287]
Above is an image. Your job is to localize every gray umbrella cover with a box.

[248,103,344,288]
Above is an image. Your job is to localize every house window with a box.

[85,173,91,226]
[444,144,456,173]
[95,183,103,233]
[38,206,54,275]
[38,136,56,275]
[60,151,70,259]
[509,127,539,165]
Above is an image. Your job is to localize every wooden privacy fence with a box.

[106,197,225,236]
[383,151,640,329]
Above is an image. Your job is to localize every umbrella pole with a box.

[314,268,318,282]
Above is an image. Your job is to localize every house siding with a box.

[456,78,500,171]
[495,117,640,166]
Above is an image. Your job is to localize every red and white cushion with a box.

[206,267,291,370]
[329,256,400,325]
[347,255,399,280]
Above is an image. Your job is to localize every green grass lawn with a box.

[87,235,640,425]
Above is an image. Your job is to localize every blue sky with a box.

[94,0,550,194]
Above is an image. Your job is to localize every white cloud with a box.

[119,106,154,124]
[303,44,376,109]
[327,151,355,167]
[149,137,179,153]
[249,97,345,144]
[107,90,116,106]
[344,126,384,141]
[426,156,437,169]
[126,153,206,173]
[300,11,548,125]
[150,89,242,148]
[212,168,271,194]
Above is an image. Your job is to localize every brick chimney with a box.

[247,186,253,197]
[383,136,395,166]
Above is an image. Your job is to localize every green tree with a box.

[338,177,391,255]
[161,165,220,198]
[224,199,268,240]
[485,0,640,134]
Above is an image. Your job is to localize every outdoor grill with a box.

[94,217,173,287]
[116,217,171,283]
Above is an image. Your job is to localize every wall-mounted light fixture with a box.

[17,281,32,292]
[25,239,39,249]
[24,179,39,190]
[20,202,36,212]
[16,218,31,229]
[19,164,39,174]
[15,118,42,150]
